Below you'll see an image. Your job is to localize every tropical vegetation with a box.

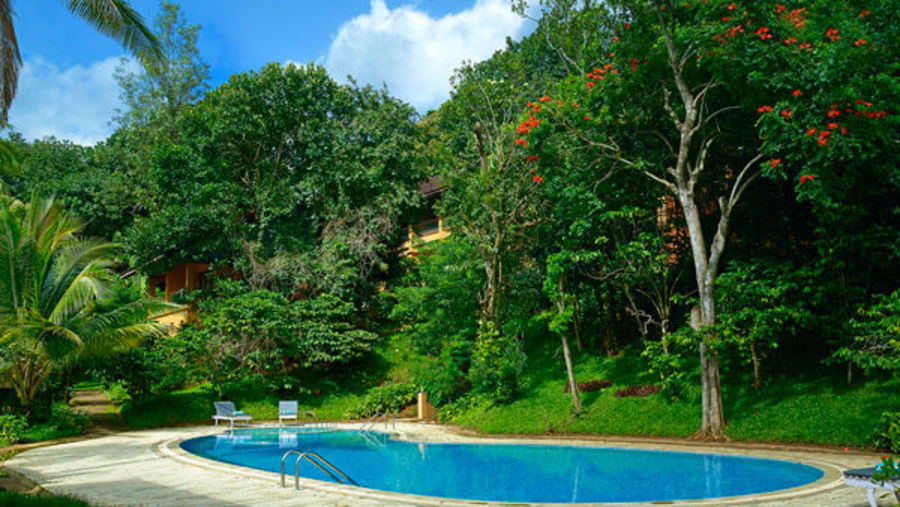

[0,0,897,454]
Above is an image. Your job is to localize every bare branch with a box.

[728,153,765,210]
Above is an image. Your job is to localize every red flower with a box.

[860,10,871,17]
[532,175,544,183]
[793,89,802,97]
[539,96,551,103]
[586,81,595,90]
[757,105,773,113]
[827,109,841,118]
[854,39,867,47]
[770,158,781,168]
[584,116,592,121]
[572,102,579,109]
[799,174,815,184]
[781,110,792,120]
[841,126,848,135]
[827,122,838,130]
[526,155,539,162]
[756,27,773,40]
[530,168,536,173]
[775,4,785,13]
[817,138,828,147]
[517,124,529,134]
[516,138,528,148]
[727,3,735,10]
[825,28,840,41]
[722,16,730,22]
[806,127,817,137]
[784,37,798,46]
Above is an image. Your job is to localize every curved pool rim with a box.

[161,426,844,506]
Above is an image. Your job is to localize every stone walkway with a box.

[2,423,896,506]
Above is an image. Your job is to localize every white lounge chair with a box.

[213,401,252,428]
[279,400,298,426]
[844,467,900,507]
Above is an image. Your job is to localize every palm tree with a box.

[0,0,160,125]
[0,195,167,412]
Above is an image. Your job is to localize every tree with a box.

[0,0,160,125]
[113,1,209,137]
[0,195,165,412]
[544,252,583,413]
[125,63,420,310]
[716,261,811,389]
[523,0,899,438]
[2,134,139,239]
[833,289,900,376]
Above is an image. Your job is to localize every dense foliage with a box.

[1,0,897,446]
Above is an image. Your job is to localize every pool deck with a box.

[2,422,893,506]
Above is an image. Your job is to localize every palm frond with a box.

[0,0,21,125]
[0,138,19,175]
[65,0,161,60]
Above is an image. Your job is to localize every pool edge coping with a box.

[159,425,847,506]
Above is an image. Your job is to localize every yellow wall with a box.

[401,216,450,256]
[148,262,210,331]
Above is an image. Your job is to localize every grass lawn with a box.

[451,338,900,448]
[0,492,89,507]
[121,383,365,428]
[119,333,900,449]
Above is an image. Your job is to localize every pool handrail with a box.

[280,449,358,489]
[360,411,394,432]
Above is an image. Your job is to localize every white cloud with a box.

[325,0,530,112]
[7,56,137,146]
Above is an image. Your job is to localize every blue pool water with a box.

[181,428,823,503]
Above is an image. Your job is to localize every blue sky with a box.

[9,0,534,144]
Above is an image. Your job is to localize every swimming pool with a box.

[180,428,824,503]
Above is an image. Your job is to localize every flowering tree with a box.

[519,0,897,439]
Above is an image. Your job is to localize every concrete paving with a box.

[3,423,895,506]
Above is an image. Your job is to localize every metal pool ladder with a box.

[280,450,358,490]
[360,411,395,432]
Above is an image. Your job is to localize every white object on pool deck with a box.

[212,401,252,428]
[279,400,298,426]
[843,467,900,507]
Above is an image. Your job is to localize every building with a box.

[400,175,450,257]
[147,262,210,328]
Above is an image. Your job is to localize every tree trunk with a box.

[691,304,726,440]
[572,286,584,351]
[750,343,761,389]
[561,334,582,414]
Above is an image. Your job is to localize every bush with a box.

[292,293,380,368]
[468,323,524,404]
[51,405,91,433]
[0,414,28,444]
[876,412,900,452]
[346,383,418,419]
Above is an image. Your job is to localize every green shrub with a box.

[51,405,91,434]
[0,492,91,506]
[876,412,900,452]
[468,323,524,403]
[346,383,418,419]
[0,414,28,444]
